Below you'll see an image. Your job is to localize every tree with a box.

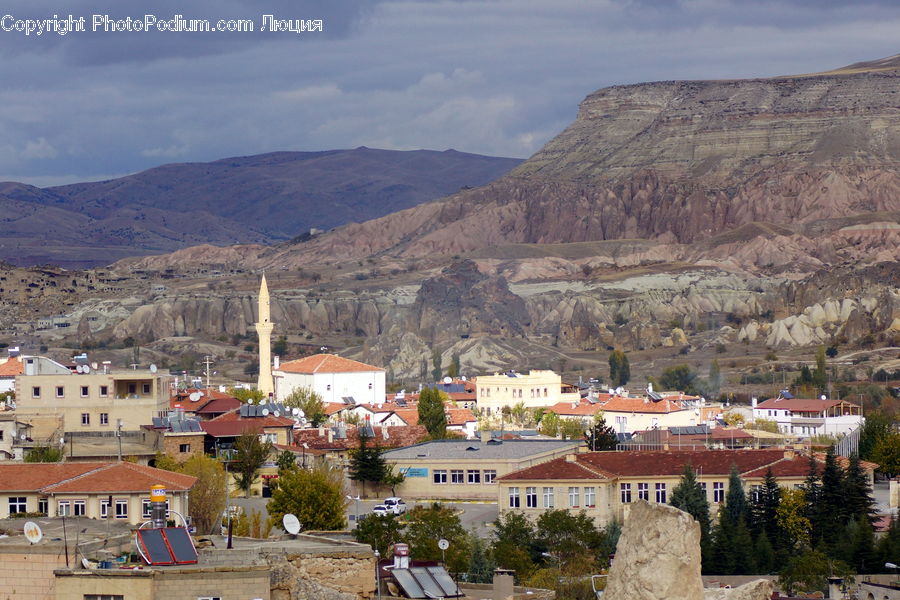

[227,387,265,404]
[406,503,470,573]
[179,454,227,535]
[382,464,406,496]
[431,349,442,382]
[559,418,587,440]
[231,432,273,497]
[658,364,699,395]
[24,444,64,462]
[819,447,846,547]
[268,464,347,530]
[448,353,461,378]
[859,411,895,462]
[585,415,618,451]
[706,359,723,399]
[538,411,561,437]
[354,513,406,556]
[418,387,448,438]
[282,386,327,426]
[492,511,541,577]
[749,468,782,550]
[276,449,297,473]
[872,433,900,477]
[776,488,811,549]
[273,335,288,357]
[803,454,824,547]
[722,465,748,527]
[778,549,853,596]
[813,345,828,392]
[843,454,877,525]
[669,465,711,567]
[536,509,604,570]
[468,532,496,583]
[349,431,387,496]
[608,350,630,387]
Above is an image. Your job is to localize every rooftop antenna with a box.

[203,355,214,389]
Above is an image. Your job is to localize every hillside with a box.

[0,148,522,268]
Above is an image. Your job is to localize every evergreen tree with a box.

[877,516,900,567]
[417,387,448,438]
[754,531,775,574]
[585,415,618,451]
[731,518,757,575]
[431,349,442,381]
[468,532,496,583]
[859,411,894,461]
[850,514,876,574]
[819,447,845,547]
[722,464,748,527]
[803,454,823,547]
[707,359,722,399]
[670,465,712,568]
[709,521,735,575]
[813,345,828,392]
[843,454,877,525]
[749,468,781,545]
[348,431,387,496]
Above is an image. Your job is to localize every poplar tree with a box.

[670,465,711,568]
[418,387,448,438]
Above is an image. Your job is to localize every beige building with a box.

[496,448,867,525]
[475,370,579,414]
[382,438,582,500]
[15,364,171,437]
[0,461,195,525]
[273,354,386,405]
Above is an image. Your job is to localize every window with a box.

[100,385,109,397]
[84,595,125,600]
[81,413,90,426]
[526,487,538,508]
[80,385,89,398]
[751,485,762,503]
[74,500,86,516]
[584,487,596,508]
[368,383,373,390]
[56,386,65,398]
[32,386,40,398]
[0,430,3,440]
[467,470,481,484]
[179,443,191,453]
[263,433,277,444]
[128,383,136,395]
[101,499,110,518]
[699,482,707,497]
[58,500,71,516]
[326,384,331,391]
[655,483,667,503]
[197,596,222,600]
[433,470,447,484]
[568,487,580,508]
[100,413,109,425]
[544,388,548,397]
[638,483,649,501]
[713,482,725,503]
[450,470,464,484]
[142,383,151,394]
[9,496,26,514]
[38,498,48,515]
[115,499,128,519]
[508,487,520,508]
[142,499,151,519]
[620,483,632,503]
[543,487,554,508]
[483,470,496,484]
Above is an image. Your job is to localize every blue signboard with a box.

[400,467,428,477]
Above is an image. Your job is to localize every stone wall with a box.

[0,546,67,600]
[268,549,375,600]
[154,566,271,600]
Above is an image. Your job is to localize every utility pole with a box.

[116,419,123,462]
[203,355,214,389]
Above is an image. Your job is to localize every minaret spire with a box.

[255,273,274,396]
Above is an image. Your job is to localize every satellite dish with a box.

[297,410,305,418]
[91,362,99,370]
[262,408,270,416]
[189,392,202,402]
[23,521,43,544]
[437,538,449,550]
[82,365,90,374]
[820,395,827,400]
[150,364,158,374]
[246,398,254,405]
[443,376,452,384]
[292,408,300,416]
[274,411,281,418]
[20,434,26,441]
[82,557,92,569]
[282,514,301,535]
[608,389,615,395]
[76,365,84,373]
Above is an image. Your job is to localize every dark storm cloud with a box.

[0,0,897,185]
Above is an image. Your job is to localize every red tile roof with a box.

[755,397,858,412]
[0,462,196,493]
[194,396,242,414]
[169,388,239,411]
[277,354,384,374]
[447,407,477,425]
[499,449,796,481]
[0,357,24,377]
[324,402,349,416]
[548,400,605,417]
[293,425,429,450]
[598,396,686,414]
[497,459,608,481]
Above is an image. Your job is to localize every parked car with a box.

[383,497,407,514]
[372,505,390,516]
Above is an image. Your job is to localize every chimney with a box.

[327,428,334,444]
[751,397,758,409]
[318,426,325,437]
[565,453,577,462]
[273,355,280,369]
[493,569,515,600]
[784,447,796,460]
[480,430,491,443]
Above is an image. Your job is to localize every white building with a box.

[273,354,386,405]
[752,395,863,437]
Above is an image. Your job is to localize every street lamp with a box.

[374,549,382,600]
[347,495,360,526]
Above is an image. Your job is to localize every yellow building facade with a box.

[474,370,579,413]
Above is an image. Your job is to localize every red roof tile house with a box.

[0,462,196,525]
[752,395,863,438]
[496,448,870,526]
[273,354,385,405]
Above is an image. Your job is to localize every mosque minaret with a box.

[255,273,275,396]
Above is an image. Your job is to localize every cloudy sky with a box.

[0,0,897,187]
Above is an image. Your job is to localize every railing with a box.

[834,425,861,457]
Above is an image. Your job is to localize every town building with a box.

[273,353,385,405]
[495,448,875,525]
[475,370,580,413]
[752,394,863,437]
[0,461,195,524]
[382,438,582,500]
[0,352,24,394]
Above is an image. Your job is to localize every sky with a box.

[0,0,898,187]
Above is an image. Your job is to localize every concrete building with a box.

[752,395,863,437]
[0,353,24,394]
[0,461,195,524]
[382,438,582,500]
[475,370,579,414]
[273,354,385,405]
[496,448,876,526]
[14,362,172,437]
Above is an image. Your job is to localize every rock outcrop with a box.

[605,501,772,600]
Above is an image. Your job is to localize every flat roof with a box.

[382,439,581,460]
